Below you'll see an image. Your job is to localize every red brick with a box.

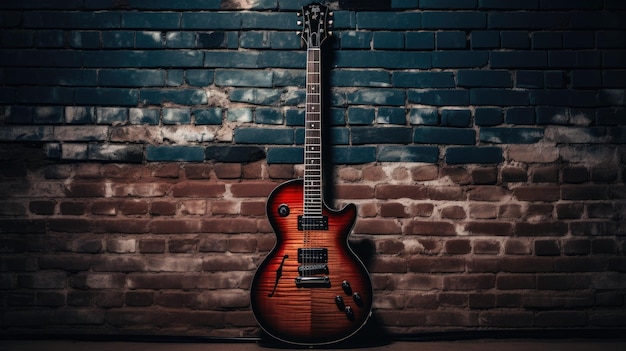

[428,186,465,200]
[370,256,407,273]
[513,185,560,202]
[354,219,402,235]
[48,218,90,233]
[470,204,497,219]
[202,255,256,271]
[527,204,554,221]
[563,239,591,256]
[501,167,527,182]
[471,167,498,185]
[523,292,594,309]
[375,184,427,199]
[75,164,102,179]
[440,166,471,185]
[562,185,608,200]
[468,186,511,202]
[537,273,592,290]
[113,183,170,197]
[64,182,105,197]
[554,257,605,272]
[228,236,257,253]
[29,201,56,215]
[150,219,203,234]
[60,202,87,215]
[138,239,166,253]
[214,163,241,179]
[198,235,229,252]
[336,184,375,199]
[443,274,495,290]
[230,182,276,197]
[242,161,264,179]
[438,292,467,307]
[404,220,456,236]
[504,239,532,255]
[119,200,148,215]
[202,218,257,234]
[466,257,501,273]
[184,164,212,179]
[515,222,567,236]
[362,165,386,181]
[496,274,536,290]
[587,203,615,219]
[211,200,239,215]
[376,238,404,254]
[469,293,496,309]
[125,291,153,306]
[441,205,466,219]
[563,166,588,183]
[410,165,438,181]
[408,257,464,273]
[240,201,265,216]
[408,203,434,217]
[388,273,442,290]
[570,220,619,236]
[338,167,362,182]
[479,311,533,327]
[535,239,561,256]
[0,219,46,234]
[473,240,501,254]
[172,182,225,198]
[38,254,92,271]
[169,239,198,253]
[380,202,407,217]
[592,239,617,254]
[535,311,587,327]
[531,165,559,183]
[445,239,471,254]
[426,311,478,327]
[501,257,554,273]
[93,219,150,234]
[267,164,294,179]
[556,203,584,219]
[464,221,513,236]
[152,164,180,178]
[92,256,145,272]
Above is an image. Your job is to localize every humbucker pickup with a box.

[297,248,328,263]
[298,216,328,230]
[298,264,329,275]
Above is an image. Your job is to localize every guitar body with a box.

[250,179,373,345]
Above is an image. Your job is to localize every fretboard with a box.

[303,48,322,217]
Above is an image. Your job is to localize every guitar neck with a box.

[304,48,323,217]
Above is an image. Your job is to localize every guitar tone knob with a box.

[344,306,355,321]
[353,292,363,307]
[342,280,352,295]
[278,204,290,217]
[335,296,345,311]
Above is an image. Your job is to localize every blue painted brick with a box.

[136,31,163,48]
[205,52,259,68]
[549,51,601,69]
[357,12,421,30]
[516,71,545,88]
[332,146,376,164]
[500,31,530,49]
[545,71,566,88]
[373,32,405,49]
[234,127,293,144]
[432,51,488,68]
[274,70,305,87]
[423,12,486,29]
[102,31,134,48]
[441,109,471,127]
[348,108,375,125]
[69,31,100,49]
[193,108,222,125]
[97,107,128,125]
[392,0,420,8]
[255,108,283,125]
[531,90,572,107]
[536,107,570,125]
[406,32,435,50]
[66,106,96,124]
[167,70,184,86]
[267,147,303,164]
[563,31,594,49]
[421,0,478,9]
[332,128,350,145]
[206,145,266,163]
[596,108,626,125]
[17,87,73,105]
[197,32,227,49]
[146,146,205,162]
[490,51,547,68]
[166,32,196,48]
[270,32,301,49]
[258,51,305,69]
[603,71,626,89]
[457,70,512,88]
[182,13,241,30]
[33,107,64,124]
[163,108,190,125]
[393,72,455,88]
[531,32,562,49]
[0,49,82,68]
[437,31,466,49]
[228,108,253,122]
[340,31,372,49]
[75,88,139,106]
[335,51,431,69]
[122,12,180,29]
[83,0,222,10]
[3,106,32,124]
[24,11,121,29]
[2,30,34,48]
[414,127,476,145]
[347,89,405,106]
[351,127,412,144]
[230,89,281,105]
[129,108,160,125]
[99,69,165,87]
[36,30,64,48]
[597,31,626,49]
[505,107,535,124]
[215,70,273,87]
[332,70,390,87]
[480,127,544,144]
[330,109,345,126]
[377,145,439,163]
[83,50,203,68]
[186,70,214,86]
[471,30,500,49]
[571,70,602,89]
[470,89,529,106]
[241,12,298,30]
[377,108,406,125]
[445,146,502,164]
[140,89,207,105]
[6,68,97,86]
[409,108,439,125]
[408,89,469,106]
[240,32,269,48]
[474,108,503,126]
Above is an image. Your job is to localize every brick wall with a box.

[1,0,626,339]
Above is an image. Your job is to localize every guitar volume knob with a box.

[353,292,363,307]
[342,280,352,295]
[335,296,345,311]
[277,204,290,217]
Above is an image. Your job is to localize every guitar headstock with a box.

[297,3,333,48]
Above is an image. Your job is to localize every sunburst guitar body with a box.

[250,3,373,346]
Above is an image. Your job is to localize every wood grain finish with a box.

[251,179,373,345]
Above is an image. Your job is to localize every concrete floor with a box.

[2,339,626,351]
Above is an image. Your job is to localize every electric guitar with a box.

[250,3,373,346]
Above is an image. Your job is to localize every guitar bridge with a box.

[295,276,331,288]
[298,263,329,276]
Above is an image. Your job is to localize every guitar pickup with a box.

[297,248,328,263]
[298,264,329,276]
[298,216,328,230]
[295,276,331,288]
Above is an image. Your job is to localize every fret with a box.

[303,48,323,217]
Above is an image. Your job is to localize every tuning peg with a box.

[297,11,302,17]
[328,31,334,36]
[296,31,302,36]
[328,20,334,25]
[329,11,334,17]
